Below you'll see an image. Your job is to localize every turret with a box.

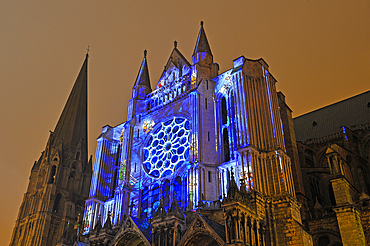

[192,21,213,66]
[192,21,218,81]
[132,50,151,99]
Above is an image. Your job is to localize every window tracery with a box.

[143,118,191,178]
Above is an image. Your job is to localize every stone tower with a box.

[9,55,92,246]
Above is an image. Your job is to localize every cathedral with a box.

[9,22,370,246]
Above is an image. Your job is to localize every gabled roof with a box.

[165,43,191,69]
[193,21,212,56]
[131,217,152,243]
[51,55,88,162]
[199,214,226,242]
[112,217,151,246]
[133,50,151,90]
[155,43,192,89]
[179,213,226,245]
[293,90,370,143]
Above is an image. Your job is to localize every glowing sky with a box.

[1,1,369,244]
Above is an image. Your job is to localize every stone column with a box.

[331,177,365,246]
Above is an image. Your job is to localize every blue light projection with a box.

[263,67,276,138]
[143,118,191,178]
[342,126,349,140]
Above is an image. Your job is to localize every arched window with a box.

[308,175,321,203]
[318,235,330,246]
[151,184,160,214]
[222,97,227,125]
[53,193,62,213]
[173,176,182,205]
[140,186,149,220]
[48,165,56,184]
[162,180,170,209]
[328,184,336,206]
[223,128,230,162]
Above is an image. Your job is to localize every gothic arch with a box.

[178,215,225,246]
[112,218,151,246]
[317,147,331,168]
[53,193,63,214]
[304,148,316,167]
[47,165,57,184]
[182,232,221,246]
[113,230,149,246]
[71,160,82,174]
[363,134,370,160]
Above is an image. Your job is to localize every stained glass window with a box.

[143,118,191,178]
[140,186,149,219]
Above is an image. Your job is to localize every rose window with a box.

[143,118,190,178]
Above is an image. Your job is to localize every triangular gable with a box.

[131,217,152,243]
[113,217,151,246]
[200,214,226,242]
[178,213,225,246]
[325,144,348,160]
[156,48,192,89]
[165,48,191,70]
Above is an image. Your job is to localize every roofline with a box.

[293,90,370,120]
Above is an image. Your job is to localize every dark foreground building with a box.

[10,23,370,246]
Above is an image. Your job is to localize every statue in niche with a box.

[153,228,159,246]
[231,216,236,241]
[160,226,166,246]
[167,225,174,246]
[194,219,203,230]
[126,219,131,229]
[259,224,265,245]
[227,214,233,242]
[240,216,245,243]
[175,224,182,244]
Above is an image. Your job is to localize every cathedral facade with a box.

[10,22,370,246]
[79,22,311,246]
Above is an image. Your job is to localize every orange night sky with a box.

[0,1,369,244]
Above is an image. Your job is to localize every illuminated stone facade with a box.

[10,22,370,246]
[79,22,312,246]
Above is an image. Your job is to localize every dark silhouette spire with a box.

[133,50,151,90]
[51,54,88,163]
[193,21,212,56]
[102,212,113,232]
[226,172,241,201]
[93,215,102,235]
[57,222,72,245]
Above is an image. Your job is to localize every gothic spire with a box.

[57,222,72,245]
[51,54,88,163]
[102,212,113,231]
[133,50,151,90]
[193,21,212,56]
